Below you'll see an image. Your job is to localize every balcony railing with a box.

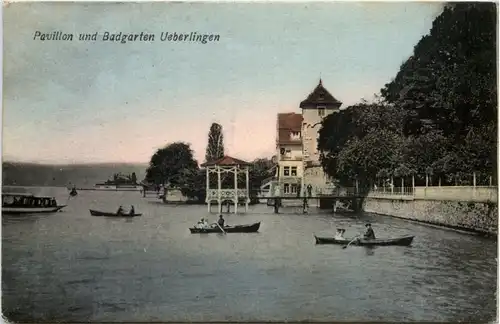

[280,156,302,161]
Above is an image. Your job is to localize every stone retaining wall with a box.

[363,197,498,235]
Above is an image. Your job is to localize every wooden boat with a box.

[189,222,261,234]
[314,235,414,246]
[2,192,66,214]
[89,209,142,217]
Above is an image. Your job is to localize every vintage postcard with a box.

[2,1,498,322]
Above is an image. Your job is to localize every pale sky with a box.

[3,2,444,164]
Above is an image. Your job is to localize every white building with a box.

[300,79,342,194]
[273,112,304,196]
[262,79,342,197]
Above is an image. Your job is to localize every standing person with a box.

[129,205,135,215]
[307,184,313,197]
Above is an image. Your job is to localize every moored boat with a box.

[189,222,261,234]
[314,235,414,246]
[2,193,66,214]
[89,209,142,217]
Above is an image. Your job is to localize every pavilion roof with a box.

[201,155,250,167]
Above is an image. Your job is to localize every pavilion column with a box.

[206,167,211,213]
[245,166,249,212]
[234,166,238,214]
[217,166,222,214]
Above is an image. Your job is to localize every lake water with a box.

[2,187,498,322]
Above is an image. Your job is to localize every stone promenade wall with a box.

[363,196,498,235]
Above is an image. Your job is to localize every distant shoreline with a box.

[2,185,143,192]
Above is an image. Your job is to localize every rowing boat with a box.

[189,222,261,234]
[89,209,142,217]
[314,235,414,246]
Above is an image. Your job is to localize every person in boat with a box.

[196,218,209,229]
[129,205,135,215]
[335,229,346,240]
[117,205,124,215]
[364,223,376,240]
[217,215,225,228]
[51,199,57,207]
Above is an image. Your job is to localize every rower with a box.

[117,205,124,215]
[218,215,225,227]
[364,223,376,240]
[129,205,135,215]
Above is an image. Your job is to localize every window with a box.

[283,166,290,176]
[291,184,298,194]
[285,149,291,157]
[290,131,301,140]
[284,183,290,194]
[318,108,325,117]
[291,167,298,176]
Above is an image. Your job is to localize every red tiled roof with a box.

[277,113,303,144]
[201,155,250,167]
[300,79,342,109]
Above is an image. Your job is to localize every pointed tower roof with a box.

[300,79,342,109]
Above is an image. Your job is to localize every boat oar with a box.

[215,222,226,235]
[342,235,360,249]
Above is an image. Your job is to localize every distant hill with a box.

[2,162,148,187]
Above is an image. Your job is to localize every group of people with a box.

[335,223,376,240]
[195,215,225,229]
[116,205,135,216]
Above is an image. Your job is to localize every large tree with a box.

[319,3,497,187]
[381,2,497,140]
[205,123,225,163]
[145,142,199,198]
[318,102,407,186]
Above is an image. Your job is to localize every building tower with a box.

[300,79,342,195]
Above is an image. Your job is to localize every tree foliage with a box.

[319,3,497,186]
[145,142,199,187]
[205,123,225,163]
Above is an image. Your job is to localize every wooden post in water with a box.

[217,166,222,214]
[439,177,441,187]
[391,176,394,194]
[233,166,238,214]
[425,174,429,187]
[401,177,404,194]
[206,167,211,213]
[245,166,250,212]
[355,179,359,195]
[490,176,493,186]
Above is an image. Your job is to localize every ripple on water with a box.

[1,188,497,322]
